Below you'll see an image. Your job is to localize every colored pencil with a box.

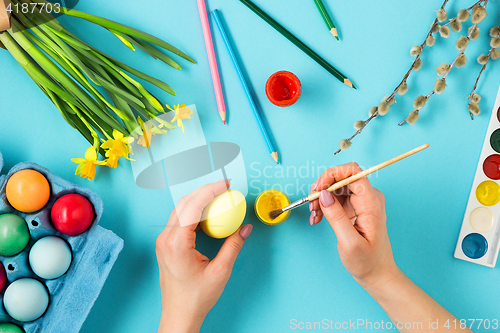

[239,0,354,89]
[196,0,227,124]
[313,0,339,40]
[269,144,430,220]
[211,9,279,164]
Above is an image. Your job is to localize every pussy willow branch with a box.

[333,0,449,155]
[443,0,487,26]
[467,29,500,119]
[399,0,488,126]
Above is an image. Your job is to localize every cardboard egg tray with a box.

[0,150,124,333]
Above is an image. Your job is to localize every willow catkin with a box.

[437,8,447,22]
[339,139,352,151]
[471,6,487,24]
[436,63,450,76]
[353,121,365,131]
[407,110,420,125]
[439,26,451,38]
[410,45,422,56]
[413,95,427,110]
[456,54,467,68]
[455,36,469,51]
[450,20,462,32]
[378,102,390,116]
[457,9,470,22]
[490,26,500,37]
[434,78,446,94]
[426,35,436,46]
[491,48,500,60]
[413,59,423,71]
[468,103,480,116]
[397,81,409,95]
[471,93,481,104]
[477,54,489,65]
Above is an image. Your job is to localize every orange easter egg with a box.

[6,170,51,213]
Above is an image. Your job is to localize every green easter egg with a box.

[0,214,30,256]
[0,323,25,333]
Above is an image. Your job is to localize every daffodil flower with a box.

[167,104,193,133]
[101,129,135,169]
[137,117,166,147]
[71,147,106,180]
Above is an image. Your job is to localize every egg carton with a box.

[0,150,124,333]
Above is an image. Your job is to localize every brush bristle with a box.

[268,209,283,220]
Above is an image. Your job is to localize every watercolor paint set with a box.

[0,150,123,333]
[454,86,500,267]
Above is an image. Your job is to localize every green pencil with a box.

[240,0,355,89]
[313,0,339,40]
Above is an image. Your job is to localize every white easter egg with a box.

[29,236,72,280]
[3,278,49,322]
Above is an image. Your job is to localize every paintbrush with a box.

[269,143,430,220]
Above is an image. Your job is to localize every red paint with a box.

[51,194,94,236]
[0,262,6,293]
[266,71,301,107]
[483,154,500,180]
[497,106,500,122]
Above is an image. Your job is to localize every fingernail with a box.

[218,179,231,189]
[309,201,313,212]
[312,179,320,191]
[320,190,335,207]
[240,224,253,240]
[309,214,315,225]
[312,210,317,217]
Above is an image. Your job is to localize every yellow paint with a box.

[475,180,500,206]
[255,189,290,225]
[201,190,247,239]
[469,207,495,232]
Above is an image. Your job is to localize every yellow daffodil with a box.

[101,129,135,169]
[71,147,106,180]
[167,104,193,133]
[137,117,165,147]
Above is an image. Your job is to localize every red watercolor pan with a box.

[483,154,500,180]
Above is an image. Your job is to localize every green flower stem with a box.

[113,31,157,59]
[52,26,176,96]
[9,19,127,134]
[128,35,181,70]
[67,102,101,150]
[56,6,195,63]
[23,29,108,111]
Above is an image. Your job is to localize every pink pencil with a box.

[196,0,226,125]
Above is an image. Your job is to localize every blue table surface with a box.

[1,0,500,332]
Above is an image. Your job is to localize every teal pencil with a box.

[211,9,279,164]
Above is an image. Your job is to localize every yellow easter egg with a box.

[201,190,247,239]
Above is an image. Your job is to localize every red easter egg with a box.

[51,194,94,235]
[0,262,6,293]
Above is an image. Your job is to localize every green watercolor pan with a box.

[454,85,500,267]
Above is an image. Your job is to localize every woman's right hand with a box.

[309,162,402,287]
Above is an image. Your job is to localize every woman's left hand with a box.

[156,180,253,333]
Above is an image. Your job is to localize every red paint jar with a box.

[265,71,302,107]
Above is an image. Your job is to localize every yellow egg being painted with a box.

[475,180,500,206]
[201,190,247,239]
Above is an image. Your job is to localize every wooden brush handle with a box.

[306,144,429,202]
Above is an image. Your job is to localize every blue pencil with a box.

[211,9,279,164]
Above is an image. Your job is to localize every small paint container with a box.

[265,71,302,107]
[254,189,290,225]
